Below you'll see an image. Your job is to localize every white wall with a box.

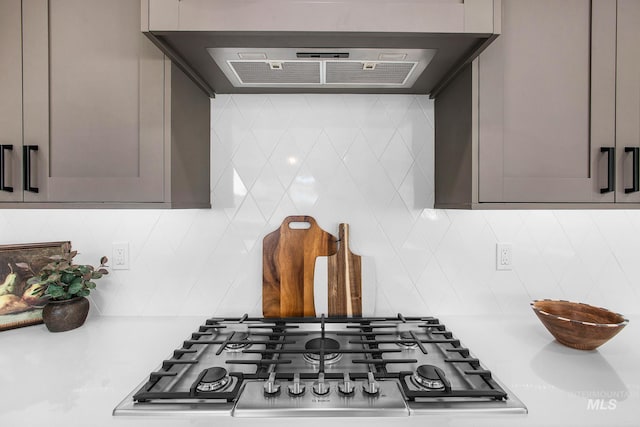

[1,94,638,317]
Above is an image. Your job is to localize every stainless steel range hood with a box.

[208,48,437,89]
[141,0,501,97]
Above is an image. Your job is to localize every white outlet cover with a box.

[496,243,512,271]
[112,242,129,270]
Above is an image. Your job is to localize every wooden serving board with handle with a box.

[328,223,362,317]
[263,216,337,318]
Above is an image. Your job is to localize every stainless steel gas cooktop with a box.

[113,314,527,417]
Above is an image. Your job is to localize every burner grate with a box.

[129,313,516,405]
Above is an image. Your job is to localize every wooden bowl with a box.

[531,300,628,350]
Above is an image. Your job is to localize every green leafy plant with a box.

[23,247,108,302]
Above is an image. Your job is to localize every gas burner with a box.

[397,331,418,349]
[195,367,231,392]
[118,315,527,417]
[411,365,446,391]
[225,332,252,351]
[303,337,343,365]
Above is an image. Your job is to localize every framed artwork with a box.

[0,241,71,331]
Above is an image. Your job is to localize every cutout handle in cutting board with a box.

[263,216,337,318]
[328,223,362,317]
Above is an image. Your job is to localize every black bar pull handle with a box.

[0,145,14,192]
[625,147,639,194]
[600,147,615,194]
[23,145,39,193]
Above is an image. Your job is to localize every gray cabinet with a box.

[616,0,640,203]
[1,0,210,208]
[435,0,638,208]
[0,0,23,202]
[477,0,604,204]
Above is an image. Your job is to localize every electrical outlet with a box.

[496,243,512,271]
[112,242,129,270]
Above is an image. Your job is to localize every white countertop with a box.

[1,311,637,427]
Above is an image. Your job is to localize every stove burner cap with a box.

[397,331,418,349]
[196,367,231,392]
[412,364,446,391]
[305,337,340,351]
[303,338,342,365]
[225,332,252,351]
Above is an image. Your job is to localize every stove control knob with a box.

[263,372,281,396]
[337,373,355,395]
[363,372,380,396]
[312,373,330,396]
[288,373,305,397]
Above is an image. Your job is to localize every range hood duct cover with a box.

[142,0,501,96]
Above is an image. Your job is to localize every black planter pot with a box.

[42,296,90,332]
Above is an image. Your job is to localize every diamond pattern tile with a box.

[378,95,415,129]
[324,126,358,159]
[231,94,268,125]
[344,132,396,208]
[288,164,320,211]
[268,130,306,188]
[251,162,286,221]
[380,131,414,189]
[231,132,266,191]
[251,98,289,158]
[487,270,531,315]
[305,132,343,187]
[212,99,252,157]
[1,94,640,317]
[416,258,458,312]
[230,196,268,253]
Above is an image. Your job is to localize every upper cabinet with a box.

[0,0,23,203]
[616,0,640,203]
[0,0,210,208]
[435,0,640,208]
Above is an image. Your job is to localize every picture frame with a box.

[0,241,71,331]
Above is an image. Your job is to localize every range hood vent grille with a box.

[325,61,416,85]
[207,48,435,89]
[230,61,321,84]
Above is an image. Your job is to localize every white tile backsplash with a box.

[2,94,639,317]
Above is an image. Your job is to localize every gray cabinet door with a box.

[478,0,615,203]
[0,0,23,202]
[22,0,49,202]
[23,0,165,203]
[616,0,640,202]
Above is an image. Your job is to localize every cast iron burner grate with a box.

[302,337,342,364]
[122,313,523,414]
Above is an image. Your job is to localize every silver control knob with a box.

[263,372,281,396]
[312,373,330,396]
[363,372,379,396]
[337,373,355,395]
[288,373,305,397]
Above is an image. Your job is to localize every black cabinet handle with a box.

[0,145,14,192]
[600,147,615,194]
[625,147,640,194]
[22,145,39,193]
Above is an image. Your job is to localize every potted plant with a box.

[22,246,108,332]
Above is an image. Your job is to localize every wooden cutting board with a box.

[263,216,337,318]
[328,223,362,317]
[316,254,375,316]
